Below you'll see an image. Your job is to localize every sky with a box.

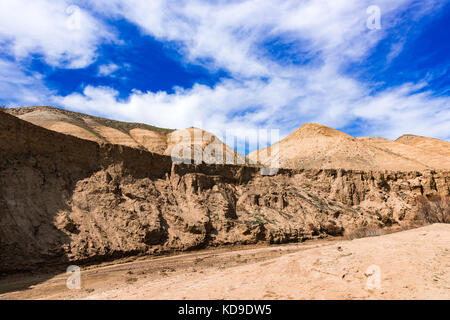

[0,0,449,152]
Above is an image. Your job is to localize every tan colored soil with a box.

[1,108,449,301]
[15,110,104,143]
[83,119,142,148]
[47,122,104,143]
[6,107,245,163]
[358,137,450,170]
[165,127,245,164]
[396,134,450,158]
[129,128,168,154]
[1,224,448,300]
[8,107,450,171]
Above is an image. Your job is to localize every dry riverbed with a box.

[0,224,449,300]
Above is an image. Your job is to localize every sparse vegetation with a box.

[416,195,450,224]
[0,105,6,112]
[251,215,266,225]
[344,227,386,240]
[322,221,344,236]
[5,106,175,134]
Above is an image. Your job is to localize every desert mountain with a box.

[358,137,450,170]
[6,106,171,150]
[396,134,450,158]
[6,106,244,164]
[248,123,450,171]
[6,107,449,171]
[165,127,246,164]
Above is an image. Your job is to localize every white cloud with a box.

[0,59,54,106]
[51,0,449,145]
[86,0,432,77]
[354,83,450,139]
[0,0,116,68]
[97,63,120,76]
[55,71,450,147]
[1,0,448,146]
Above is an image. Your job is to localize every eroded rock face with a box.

[0,112,449,272]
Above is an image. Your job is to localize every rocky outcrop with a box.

[0,112,448,272]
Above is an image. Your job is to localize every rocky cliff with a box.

[0,111,448,272]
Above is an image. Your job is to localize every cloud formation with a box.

[1,0,449,147]
[0,59,53,106]
[97,63,120,76]
[0,0,116,68]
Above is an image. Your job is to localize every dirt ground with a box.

[1,224,449,300]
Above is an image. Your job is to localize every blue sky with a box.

[0,0,449,148]
[29,19,230,98]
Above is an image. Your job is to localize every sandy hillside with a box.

[129,128,168,154]
[359,137,450,170]
[15,109,105,143]
[396,134,450,158]
[6,106,244,164]
[8,107,449,170]
[248,123,438,171]
[165,127,245,164]
[6,106,172,149]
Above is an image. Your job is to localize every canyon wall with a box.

[0,112,448,272]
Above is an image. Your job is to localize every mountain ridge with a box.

[5,106,450,171]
